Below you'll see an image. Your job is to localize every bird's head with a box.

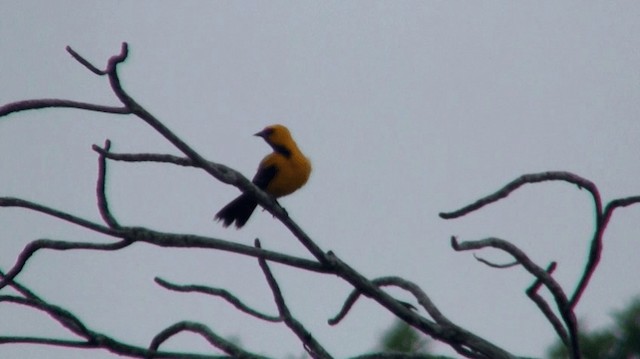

[255,124,292,145]
[255,124,297,157]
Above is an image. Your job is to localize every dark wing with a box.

[252,164,278,190]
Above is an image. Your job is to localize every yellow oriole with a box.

[215,124,312,228]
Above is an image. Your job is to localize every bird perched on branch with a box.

[215,124,312,228]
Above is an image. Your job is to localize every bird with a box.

[215,124,312,228]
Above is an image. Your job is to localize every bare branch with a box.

[146,321,268,359]
[324,252,511,359]
[92,145,200,168]
[0,274,231,358]
[256,239,332,359]
[66,45,107,75]
[569,195,640,308]
[0,268,42,300]
[452,236,579,358]
[0,295,92,337]
[473,254,519,269]
[452,237,570,308]
[439,173,640,358]
[327,284,359,325]
[374,277,451,326]
[0,238,132,291]
[0,337,93,348]
[0,197,121,236]
[96,139,120,228]
[329,276,449,327]
[154,277,281,322]
[0,197,328,291]
[525,262,569,346]
[439,171,601,219]
[0,99,130,118]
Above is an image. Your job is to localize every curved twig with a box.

[146,321,268,359]
[569,195,640,308]
[473,254,519,269]
[451,236,579,357]
[325,252,506,359]
[439,171,601,220]
[0,238,132,292]
[0,275,233,359]
[0,295,92,337]
[329,276,449,326]
[0,197,123,236]
[96,139,120,228]
[0,99,130,118]
[154,277,281,322]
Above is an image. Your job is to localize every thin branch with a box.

[451,236,570,309]
[569,195,640,308]
[256,239,332,359]
[0,268,42,300]
[96,139,120,228]
[92,145,200,168]
[0,228,328,293]
[146,321,268,359]
[0,277,230,358]
[0,99,131,118]
[0,295,92,338]
[0,197,328,291]
[66,45,108,75]
[439,171,600,219]
[0,238,132,292]
[473,254,519,269]
[452,236,579,358]
[324,252,507,359]
[373,277,451,325]
[605,196,640,214]
[0,337,94,348]
[327,284,359,325]
[0,336,224,359]
[525,262,569,347]
[154,277,281,322]
[0,197,121,236]
[329,276,449,326]
[127,228,328,273]
[437,173,640,358]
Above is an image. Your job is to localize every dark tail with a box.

[214,193,258,228]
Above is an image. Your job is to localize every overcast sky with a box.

[1,2,640,358]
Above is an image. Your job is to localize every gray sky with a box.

[1,2,640,358]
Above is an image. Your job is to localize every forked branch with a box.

[441,171,640,358]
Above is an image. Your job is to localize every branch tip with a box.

[450,236,460,250]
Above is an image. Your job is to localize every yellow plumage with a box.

[215,124,311,228]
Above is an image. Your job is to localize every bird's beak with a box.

[254,128,270,138]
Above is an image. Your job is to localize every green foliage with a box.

[547,297,640,359]
[379,320,454,359]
